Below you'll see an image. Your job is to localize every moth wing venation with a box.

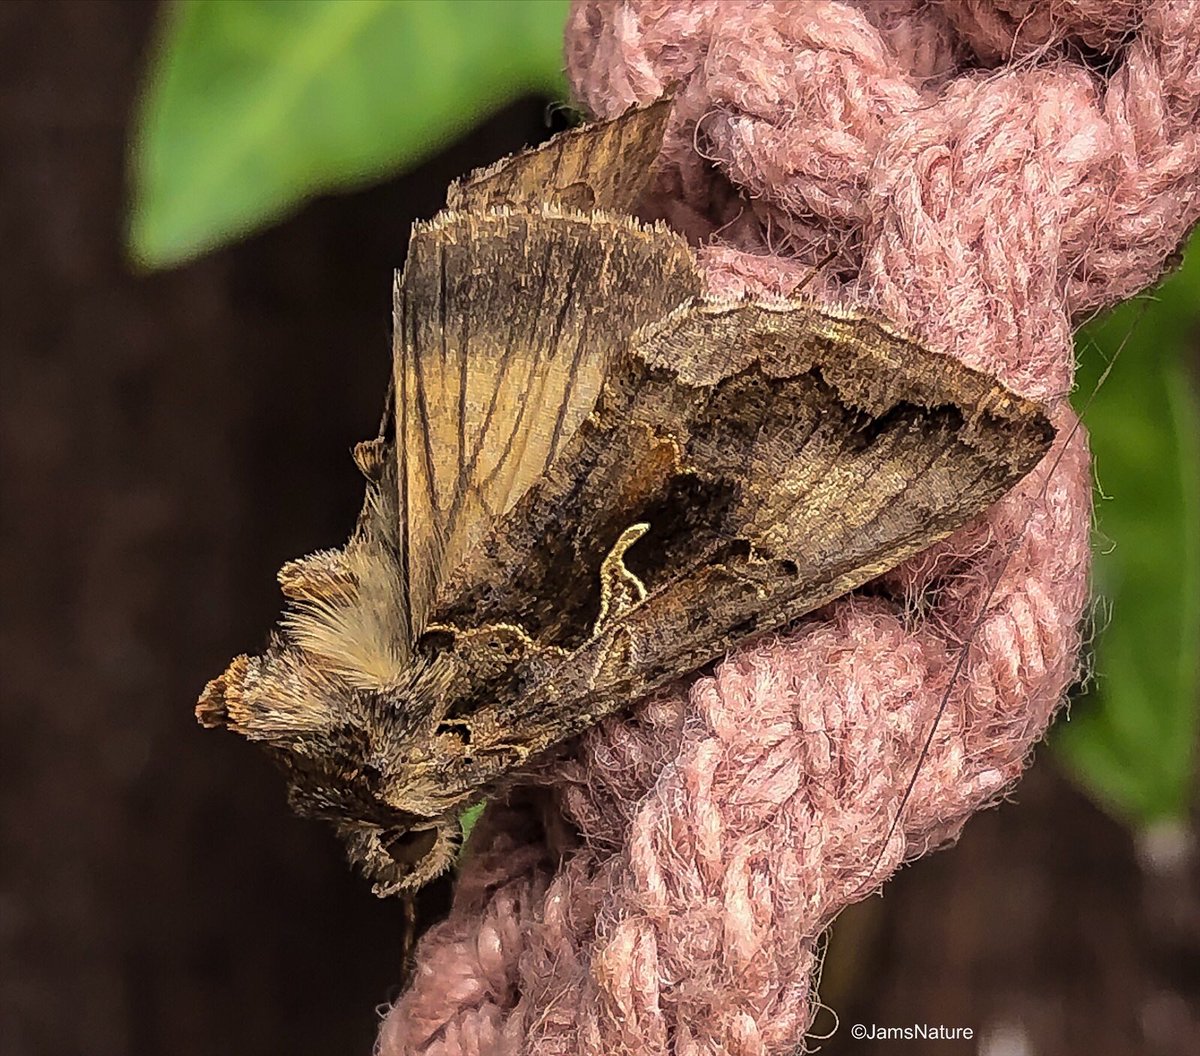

[396,206,701,640]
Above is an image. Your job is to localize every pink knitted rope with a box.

[380,3,1200,1054]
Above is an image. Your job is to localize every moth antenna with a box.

[858,295,1151,892]
[374,370,395,440]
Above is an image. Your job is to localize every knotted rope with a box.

[381,3,1200,1052]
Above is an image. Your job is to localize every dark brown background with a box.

[1,3,1195,1055]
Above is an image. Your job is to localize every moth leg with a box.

[401,895,417,981]
[592,522,650,636]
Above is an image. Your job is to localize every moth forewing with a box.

[421,298,1055,756]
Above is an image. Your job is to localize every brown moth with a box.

[197,101,1055,897]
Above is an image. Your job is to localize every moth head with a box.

[334,817,461,897]
[196,653,460,895]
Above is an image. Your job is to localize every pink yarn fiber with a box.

[381,3,1200,1054]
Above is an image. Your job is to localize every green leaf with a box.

[128,0,569,267]
[1055,234,1200,826]
[457,803,485,858]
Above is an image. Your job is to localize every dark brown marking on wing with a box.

[410,314,442,526]
[498,251,588,484]
[443,305,525,540]
[548,316,591,463]
[438,243,450,369]
[473,244,573,495]
[398,282,416,617]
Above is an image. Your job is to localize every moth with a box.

[197,100,1054,896]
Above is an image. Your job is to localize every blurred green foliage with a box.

[1057,235,1200,828]
[128,0,569,266]
[127,1,1200,832]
